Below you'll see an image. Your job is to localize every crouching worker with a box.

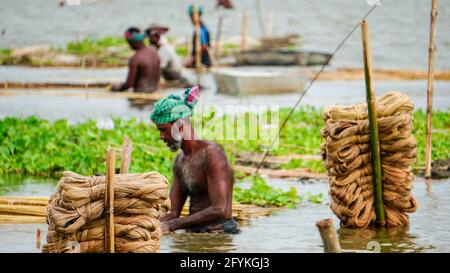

[150,86,240,234]
[146,24,192,88]
[111,27,160,93]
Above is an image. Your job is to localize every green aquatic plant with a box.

[67,36,127,55]
[233,175,300,208]
[280,158,325,173]
[0,48,13,65]
[1,108,448,178]
[299,192,324,204]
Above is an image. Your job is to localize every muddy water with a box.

[0,176,449,253]
[1,67,449,123]
[1,0,450,70]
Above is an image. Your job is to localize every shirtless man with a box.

[150,86,240,234]
[111,27,160,93]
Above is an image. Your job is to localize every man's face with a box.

[157,123,182,152]
[190,15,198,25]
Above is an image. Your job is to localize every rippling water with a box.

[0,176,449,253]
[0,0,449,69]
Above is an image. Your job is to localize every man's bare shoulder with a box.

[202,141,229,162]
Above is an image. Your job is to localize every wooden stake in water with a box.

[105,148,115,253]
[316,218,341,253]
[120,135,132,174]
[193,5,202,85]
[241,8,249,51]
[361,20,385,226]
[425,0,438,179]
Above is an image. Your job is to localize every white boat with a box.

[212,68,308,95]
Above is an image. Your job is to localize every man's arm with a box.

[111,57,138,91]
[164,146,231,232]
[160,164,188,222]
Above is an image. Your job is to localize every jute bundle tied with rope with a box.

[321,91,417,228]
[42,171,170,253]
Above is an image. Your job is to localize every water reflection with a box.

[0,175,57,196]
[337,226,435,253]
[162,232,237,253]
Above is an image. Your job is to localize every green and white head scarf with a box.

[150,86,200,125]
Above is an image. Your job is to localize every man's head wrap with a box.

[124,28,145,42]
[150,86,200,125]
[188,5,203,16]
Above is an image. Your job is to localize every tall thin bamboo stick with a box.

[214,15,224,57]
[241,9,249,51]
[361,20,385,226]
[425,0,438,178]
[105,148,115,253]
[255,0,266,37]
[193,6,202,85]
[120,135,132,174]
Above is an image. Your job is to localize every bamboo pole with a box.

[241,8,249,51]
[105,148,115,253]
[214,15,224,57]
[361,20,386,226]
[193,5,202,85]
[265,10,274,37]
[120,135,132,174]
[425,0,438,178]
[316,218,341,253]
[255,0,266,37]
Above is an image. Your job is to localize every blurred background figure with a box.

[111,27,160,93]
[146,23,192,88]
[216,0,233,9]
[186,5,212,68]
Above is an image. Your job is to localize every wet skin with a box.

[156,122,234,233]
[112,41,160,92]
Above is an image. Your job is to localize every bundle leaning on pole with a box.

[42,171,170,253]
[321,91,418,228]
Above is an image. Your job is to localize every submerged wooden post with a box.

[36,228,42,249]
[120,135,132,174]
[105,149,115,253]
[316,218,341,253]
[361,20,386,226]
[193,5,202,85]
[241,8,249,51]
[425,0,438,178]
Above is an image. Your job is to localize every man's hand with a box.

[110,83,123,92]
[160,221,171,234]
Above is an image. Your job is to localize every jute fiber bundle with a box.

[43,171,170,253]
[321,91,417,228]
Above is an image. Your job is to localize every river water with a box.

[0,176,448,253]
[0,67,449,123]
[1,0,449,70]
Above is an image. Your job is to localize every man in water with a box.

[111,27,160,93]
[151,86,240,234]
[145,24,191,88]
[186,5,212,68]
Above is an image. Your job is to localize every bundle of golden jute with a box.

[321,91,417,228]
[42,171,170,253]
